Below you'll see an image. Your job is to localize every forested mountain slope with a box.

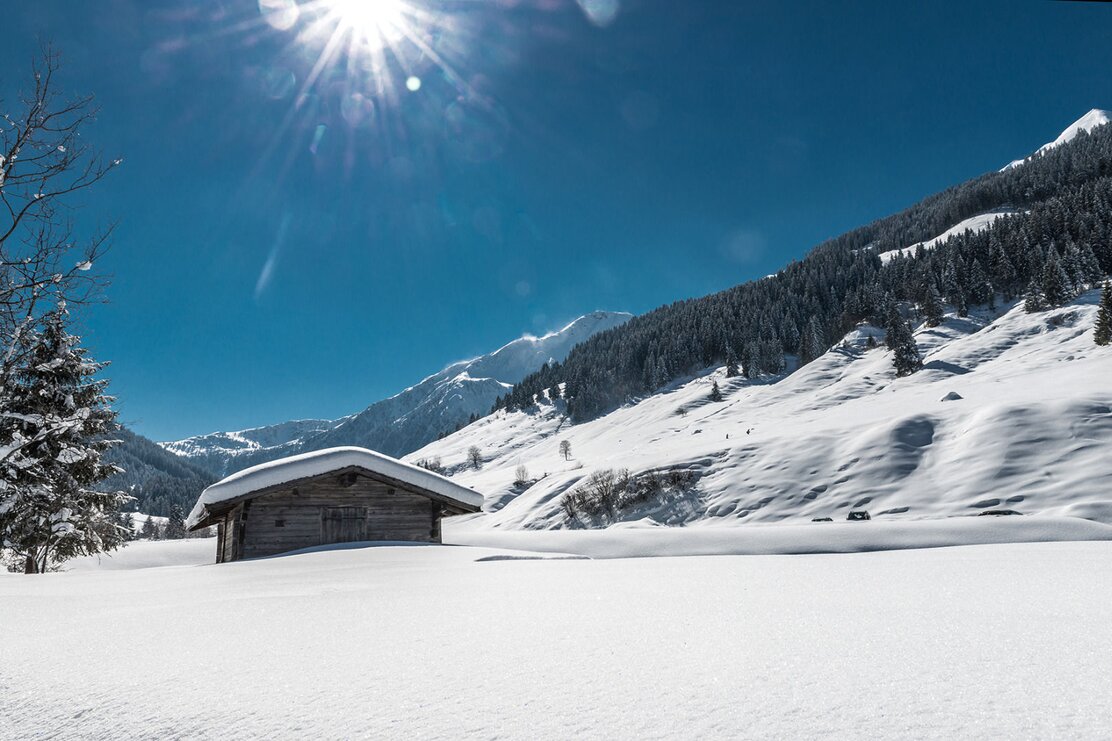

[414,289,1112,530]
[412,111,1112,530]
[103,428,214,517]
[498,111,1112,423]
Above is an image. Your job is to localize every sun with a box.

[320,0,408,51]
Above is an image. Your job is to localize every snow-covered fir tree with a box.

[140,515,160,540]
[884,304,922,377]
[724,345,739,377]
[883,301,904,351]
[119,511,135,541]
[1042,248,1072,307]
[709,380,723,402]
[164,503,187,540]
[1024,279,1046,313]
[1095,281,1112,346]
[0,305,129,573]
[921,284,944,327]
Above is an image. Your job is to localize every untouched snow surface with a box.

[64,538,215,571]
[408,289,1112,530]
[448,516,1112,557]
[2,539,1111,739]
[877,209,1018,263]
[1002,108,1111,170]
[186,446,483,529]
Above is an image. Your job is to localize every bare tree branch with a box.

[0,45,119,465]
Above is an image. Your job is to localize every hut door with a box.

[322,507,367,543]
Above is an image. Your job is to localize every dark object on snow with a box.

[977,509,1023,516]
[811,517,833,522]
[847,510,871,521]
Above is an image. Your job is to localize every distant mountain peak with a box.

[161,311,631,476]
[1003,108,1111,170]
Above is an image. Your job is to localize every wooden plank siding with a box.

[214,470,444,562]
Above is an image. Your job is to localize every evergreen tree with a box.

[884,301,903,350]
[741,341,760,379]
[800,317,825,364]
[709,380,723,402]
[164,503,187,540]
[885,304,922,377]
[1042,248,1071,307]
[120,512,135,541]
[724,345,739,377]
[140,515,159,540]
[1077,244,1104,288]
[1024,279,1046,313]
[1095,281,1112,346]
[0,305,129,573]
[921,285,944,328]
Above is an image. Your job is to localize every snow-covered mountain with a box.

[877,208,1019,263]
[159,419,336,479]
[162,311,631,477]
[410,289,1112,530]
[1002,108,1111,170]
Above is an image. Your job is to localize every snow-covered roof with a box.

[186,446,483,529]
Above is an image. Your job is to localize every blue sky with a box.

[5,0,1112,441]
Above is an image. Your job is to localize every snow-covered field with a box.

[2,537,1111,739]
[64,537,215,571]
[408,288,1112,531]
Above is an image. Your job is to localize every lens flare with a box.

[288,0,463,104]
[323,0,407,50]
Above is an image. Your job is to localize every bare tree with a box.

[467,445,482,470]
[0,47,120,465]
[513,464,529,487]
[559,439,571,460]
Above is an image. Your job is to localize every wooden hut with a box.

[186,447,483,563]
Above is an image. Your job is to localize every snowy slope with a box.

[877,208,1019,263]
[1002,108,1111,170]
[162,311,630,476]
[3,540,1111,738]
[409,288,1112,530]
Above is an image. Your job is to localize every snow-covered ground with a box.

[448,516,1112,557]
[2,538,1111,739]
[407,288,1112,531]
[64,538,215,571]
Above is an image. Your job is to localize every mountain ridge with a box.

[1003,108,1111,170]
[162,310,631,477]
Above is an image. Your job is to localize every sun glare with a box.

[323,0,407,51]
